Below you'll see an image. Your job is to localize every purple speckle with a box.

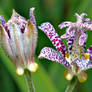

[0,16,6,26]
[20,26,25,33]
[5,26,11,38]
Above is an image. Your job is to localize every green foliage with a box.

[0,0,92,92]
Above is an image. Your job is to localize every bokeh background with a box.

[0,0,92,92]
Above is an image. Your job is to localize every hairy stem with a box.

[65,77,78,92]
[24,70,35,92]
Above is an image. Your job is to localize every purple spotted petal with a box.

[82,23,92,30]
[0,24,13,58]
[82,31,87,49]
[72,59,89,70]
[80,13,87,17]
[38,22,67,55]
[72,59,92,70]
[58,21,72,29]
[29,8,36,26]
[38,47,70,68]
[61,33,70,39]
[75,13,87,23]
[6,10,27,34]
[83,18,90,22]
[83,17,92,24]
[0,16,6,26]
[79,32,87,46]
[86,61,92,70]
[61,27,75,39]
[86,45,92,59]
[60,26,75,54]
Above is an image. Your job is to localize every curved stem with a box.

[24,70,35,92]
[65,77,78,92]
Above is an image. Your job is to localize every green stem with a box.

[65,77,78,92]
[24,70,35,92]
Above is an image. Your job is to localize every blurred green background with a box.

[0,0,92,92]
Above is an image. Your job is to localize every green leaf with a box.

[0,61,16,92]
[49,62,68,92]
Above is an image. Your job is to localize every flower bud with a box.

[0,8,38,75]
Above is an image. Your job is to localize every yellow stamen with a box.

[84,53,89,60]
[65,52,70,58]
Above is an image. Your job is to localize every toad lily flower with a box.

[0,8,38,75]
[38,13,92,82]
